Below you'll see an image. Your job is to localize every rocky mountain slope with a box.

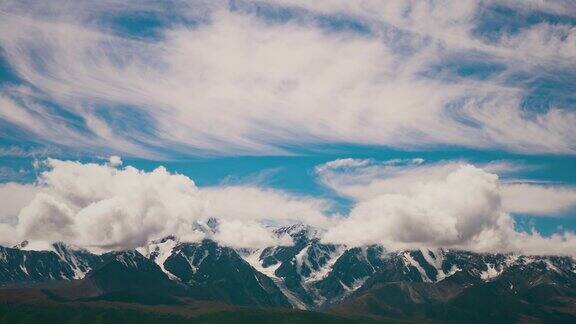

[1,223,575,322]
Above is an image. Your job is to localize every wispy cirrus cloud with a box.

[0,0,574,157]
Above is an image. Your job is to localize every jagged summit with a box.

[12,240,28,249]
[191,217,219,236]
[1,226,575,320]
[273,223,323,243]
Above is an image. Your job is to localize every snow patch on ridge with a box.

[275,277,308,310]
[306,246,346,283]
[420,248,445,281]
[240,248,307,309]
[403,252,432,282]
[294,245,310,280]
[480,263,503,281]
[116,252,140,269]
[242,249,281,279]
[138,237,178,279]
[181,249,209,274]
[53,244,90,279]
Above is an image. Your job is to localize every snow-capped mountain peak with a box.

[1,226,575,315]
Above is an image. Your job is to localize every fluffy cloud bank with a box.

[316,158,576,216]
[0,158,574,255]
[318,159,576,255]
[0,158,332,251]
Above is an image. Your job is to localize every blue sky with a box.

[0,0,575,252]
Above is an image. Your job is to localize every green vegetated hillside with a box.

[0,297,387,324]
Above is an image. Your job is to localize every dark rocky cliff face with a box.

[1,226,575,322]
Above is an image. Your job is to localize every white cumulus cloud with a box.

[108,155,123,167]
[2,159,333,251]
[0,158,574,255]
[318,159,576,255]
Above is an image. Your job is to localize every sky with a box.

[0,0,575,254]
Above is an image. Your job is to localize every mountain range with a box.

[1,223,575,323]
